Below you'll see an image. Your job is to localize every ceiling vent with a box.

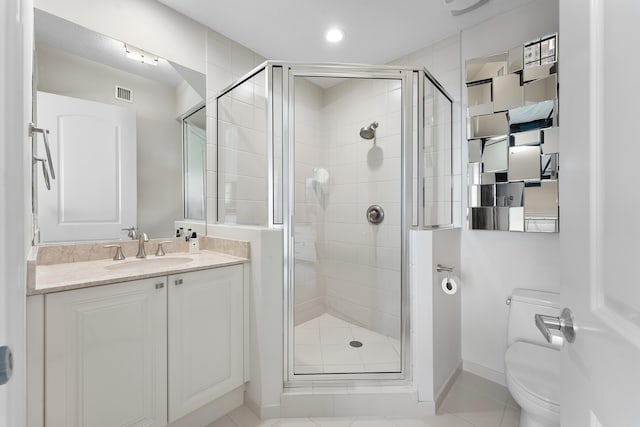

[115,86,133,103]
[443,0,489,16]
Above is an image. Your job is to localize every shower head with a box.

[359,121,379,140]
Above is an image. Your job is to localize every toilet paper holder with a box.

[437,264,457,294]
[436,264,454,273]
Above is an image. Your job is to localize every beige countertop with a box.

[30,250,247,295]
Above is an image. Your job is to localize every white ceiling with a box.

[157,0,534,64]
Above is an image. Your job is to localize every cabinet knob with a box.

[175,279,183,286]
[155,282,164,289]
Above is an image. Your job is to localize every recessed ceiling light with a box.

[325,28,343,43]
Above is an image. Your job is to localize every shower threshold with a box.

[294,313,401,375]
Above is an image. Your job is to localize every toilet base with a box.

[520,410,560,427]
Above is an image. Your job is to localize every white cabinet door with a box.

[168,265,243,422]
[45,278,167,427]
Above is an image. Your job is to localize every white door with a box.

[168,266,243,422]
[45,278,168,427]
[560,1,640,425]
[0,1,30,426]
[36,91,137,243]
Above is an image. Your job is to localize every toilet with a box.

[505,289,561,427]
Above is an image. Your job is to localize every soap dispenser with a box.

[189,231,199,254]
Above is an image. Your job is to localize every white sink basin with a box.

[105,257,194,272]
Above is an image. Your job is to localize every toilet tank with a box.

[507,288,561,347]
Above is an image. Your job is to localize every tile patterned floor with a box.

[294,313,401,374]
[207,371,521,427]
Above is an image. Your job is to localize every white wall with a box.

[36,45,183,238]
[176,80,203,119]
[396,0,560,383]
[459,0,559,382]
[411,229,462,403]
[34,0,207,74]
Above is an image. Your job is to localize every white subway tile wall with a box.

[217,69,267,225]
[392,34,462,227]
[423,79,454,227]
[205,30,266,225]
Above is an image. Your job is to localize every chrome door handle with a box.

[0,346,13,385]
[535,307,576,345]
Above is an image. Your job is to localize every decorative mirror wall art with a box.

[466,34,559,233]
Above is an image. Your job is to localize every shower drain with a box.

[349,340,363,348]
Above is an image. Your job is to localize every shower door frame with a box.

[282,63,416,387]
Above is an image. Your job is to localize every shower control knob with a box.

[366,205,384,225]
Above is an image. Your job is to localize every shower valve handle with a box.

[366,205,384,224]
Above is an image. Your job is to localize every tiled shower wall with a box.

[390,35,463,227]
[293,77,403,339]
[205,30,265,225]
[217,70,267,225]
[423,80,454,226]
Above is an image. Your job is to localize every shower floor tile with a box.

[294,313,400,374]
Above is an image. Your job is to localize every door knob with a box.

[535,307,576,344]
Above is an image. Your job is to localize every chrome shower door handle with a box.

[535,307,576,345]
[29,123,55,180]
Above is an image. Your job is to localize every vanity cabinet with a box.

[42,265,244,427]
[45,277,168,427]
[168,266,243,422]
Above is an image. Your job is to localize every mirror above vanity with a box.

[33,9,207,244]
[466,34,559,233]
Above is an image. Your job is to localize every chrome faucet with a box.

[136,233,149,258]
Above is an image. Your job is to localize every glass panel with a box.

[423,74,453,227]
[292,75,402,375]
[183,106,207,220]
[217,69,267,225]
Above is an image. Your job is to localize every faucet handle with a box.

[155,241,173,257]
[121,226,138,240]
[104,244,125,261]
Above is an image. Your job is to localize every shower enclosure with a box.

[216,62,453,385]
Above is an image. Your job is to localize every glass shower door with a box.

[291,74,404,376]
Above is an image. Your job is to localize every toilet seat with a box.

[505,341,560,416]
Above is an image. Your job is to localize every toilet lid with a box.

[505,342,560,405]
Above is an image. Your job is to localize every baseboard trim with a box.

[462,360,506,386]
[244,394,281,419]
[435,361,462,410]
